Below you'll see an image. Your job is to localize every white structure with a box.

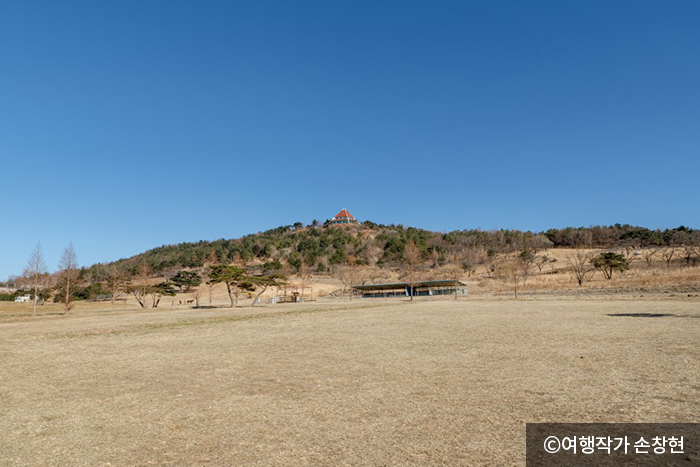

[14,295,31,303]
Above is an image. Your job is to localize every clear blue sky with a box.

[1,1,698,279]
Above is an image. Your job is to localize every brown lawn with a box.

[1,298,698,465]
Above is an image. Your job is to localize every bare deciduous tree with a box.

[660,246,676,269]
[23,241,47,316]
[566,250,595,286]
[298,260,312,299]
[402,240,424,301]
[678,231,700,267]
[681,245,696,267]
[534,255,546,274]
[495,261,520,299]
[440,262,464,300]
[57,242,79,314]
[205,279,216,305]
[203,251,219,305]
[642,248,658,268]
[128,264,153,309]
[106,265,126,311]
[620,240,640,266]
[333,264,360,299]
[430,248,441,268]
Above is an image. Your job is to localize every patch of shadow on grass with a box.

[607,313,676,318]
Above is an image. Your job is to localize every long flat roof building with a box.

[352,279,467,298]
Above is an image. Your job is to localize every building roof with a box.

[332,208,355,221]
[351,280,466,291]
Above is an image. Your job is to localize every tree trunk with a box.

[226,283,235,308]
[133,291,146,309]
[32,272,38,316]
[252,285,267,307]
[64,275,71,315]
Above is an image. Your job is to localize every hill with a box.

[4,221,699,304]
[88,221,697,278]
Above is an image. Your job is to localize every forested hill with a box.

[93,222,697,277]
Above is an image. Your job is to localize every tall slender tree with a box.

[402,240,424,301]
[105,265,126,311]
[57,242,79,315]
[204,250,220,305]
[23,241,47,316]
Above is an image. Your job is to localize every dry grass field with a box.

[466,249,700,296]
[1,297,699,466]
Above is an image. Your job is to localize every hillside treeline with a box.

[85,222,698,278]
[4,222,699,303]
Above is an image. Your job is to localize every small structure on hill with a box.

[352,280,467,298]
[329,208,358,226]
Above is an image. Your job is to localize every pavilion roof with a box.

[332,208,356,220]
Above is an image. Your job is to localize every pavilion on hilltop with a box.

[329,208,358,226]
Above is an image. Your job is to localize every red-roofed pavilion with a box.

[329,208,358,225]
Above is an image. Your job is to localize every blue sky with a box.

[1,1,698,278]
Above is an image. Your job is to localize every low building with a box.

[352,280,467,298]
[329,208,358,225]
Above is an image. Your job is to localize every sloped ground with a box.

[1,299,698,465]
